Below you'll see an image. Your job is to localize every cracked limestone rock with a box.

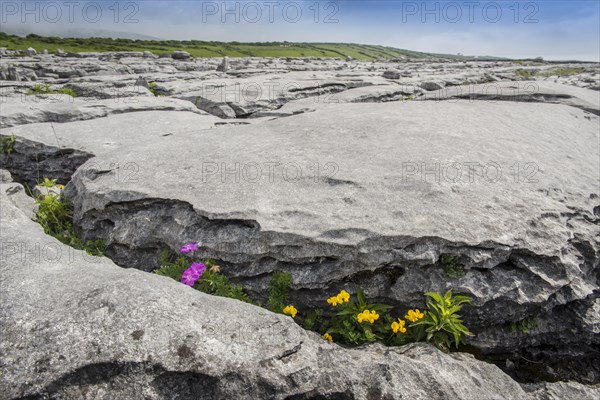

[1,184,597,400]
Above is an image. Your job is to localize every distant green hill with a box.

[0,32,490,60]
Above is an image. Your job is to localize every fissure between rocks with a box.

[2,134,598,385]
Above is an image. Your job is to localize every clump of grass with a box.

[303,308,325,331]
[515,69,535,78]
[1,133,16,155]
[537,67,585,77]
[27,84,77,97]
[266,271,293,313]
[440,255,466,278]
[34,178,105,256]
[508,316,538,333]
[148,81,159,96]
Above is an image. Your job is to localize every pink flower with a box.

[180,263,206,287]
[180,242,199,253]
[190,262,206,275]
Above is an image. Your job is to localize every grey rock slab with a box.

[0,168,12,183]
[172,71,383,117]
[59,101,599,369]
[3,109,220,159]
[66,101,599,249]
[1,181,37,219]
[0,185,548,400]
[0,134,94,188]
[524,382,600,400]
[0,96,209,128]
[322,84,417,103]
[418,81,600,115]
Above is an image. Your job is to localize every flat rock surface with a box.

[0,96,210,128]
[418,81,600,114]
[66,101,598,251]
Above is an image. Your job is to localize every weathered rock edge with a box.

[1,122,598,383]
[0,134,93,188]
[5,181,600,399]
[62,180,600,383]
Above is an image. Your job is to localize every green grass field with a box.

[0,32,463,60]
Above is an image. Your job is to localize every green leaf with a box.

[357,288,366,307]
[426,291,443,304]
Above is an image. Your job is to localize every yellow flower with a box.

[391,319,407,334]
[283,305,297,318]
[327,290,351,307]
[405,309,425,323]
[357,310,379,324]
[56,185,65,190]
[327,296,341,307]
[323,332,333,342]
[209,265,221,273]
[337,290,350,303]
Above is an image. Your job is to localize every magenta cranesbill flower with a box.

[180,263,206,287]
[190,262,206,275]
[180,242,199,253]
[181,268,200,286]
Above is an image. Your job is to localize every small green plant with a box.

[148,81,158,96]
[537,67,585,77]
[266,271,292,313]
[303,308,325,331]
[27,84,76,97]
[440,255,466,278]
[34,178,105,256]
[325,288,393,345]
[1,133,16,155]
[197,258,253,303]
[515,69,535,78]
[411,290,474,351]
[154,251,253,304]
[508,316,538,333]
[154,242,476,351]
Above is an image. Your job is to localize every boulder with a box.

[2,184,597,399]
[216,56,229,72]
[7,67,20,81]
[0,168,12,183]
[24,46,37,56]
[419,81,445,91]
[134,75,150,89]
[55,48,66,56]
[383,70,401,79]
[172,51,191,60]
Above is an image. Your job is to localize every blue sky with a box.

[2,1,599,60]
